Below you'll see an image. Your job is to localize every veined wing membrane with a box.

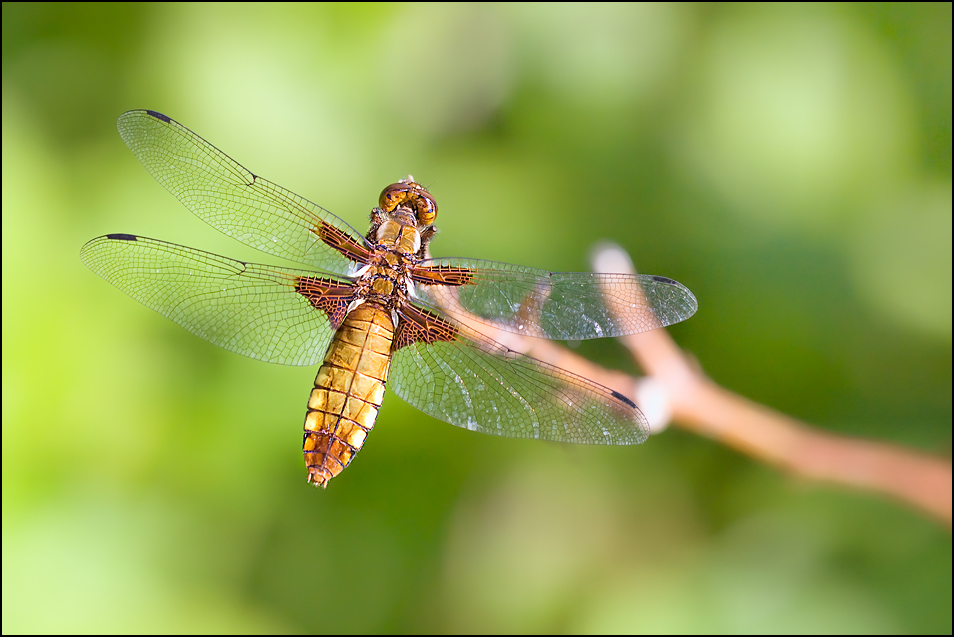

[81,234,349,366]
[117,110,371,275]
[389,305,649,445]
[412,258,697,341]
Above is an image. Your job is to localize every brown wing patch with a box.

[394,305,460,349]
[315,221,373,264]
[295,276,354,330]
[411,265,475,286]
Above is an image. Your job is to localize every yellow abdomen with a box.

[303,302,395,487]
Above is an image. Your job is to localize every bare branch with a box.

[506,243,952,527]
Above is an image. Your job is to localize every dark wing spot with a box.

[106,233,138,241]
[610,390,637,409]
[145,110,171,123]
[650,275,678,286]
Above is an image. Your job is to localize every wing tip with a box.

[649,274,699,320]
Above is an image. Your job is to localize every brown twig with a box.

[505,244,952,527]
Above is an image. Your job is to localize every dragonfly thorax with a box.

[350,245,414,311]
[375,216,422,255]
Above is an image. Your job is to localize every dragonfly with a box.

[81,110,697,488]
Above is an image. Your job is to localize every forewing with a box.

[81,234,352,366]
[388,305,649,445]
[412,258,696,341]
[117,110,372,274]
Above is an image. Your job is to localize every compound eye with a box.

[415,194,437,225]
[379,184,406,212]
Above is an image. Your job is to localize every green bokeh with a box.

[3,3,950,633]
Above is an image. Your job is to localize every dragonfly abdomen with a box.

[303,302,395,488]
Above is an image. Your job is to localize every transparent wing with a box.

[80,234,349,366]
[413,258,697,340]
[389,306,648,445]
[117,110,372,275]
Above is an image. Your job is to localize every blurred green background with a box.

[3,3,950,633]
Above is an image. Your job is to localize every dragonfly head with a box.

[379,177,438,226]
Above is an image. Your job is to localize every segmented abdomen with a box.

[303,302,394,487]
